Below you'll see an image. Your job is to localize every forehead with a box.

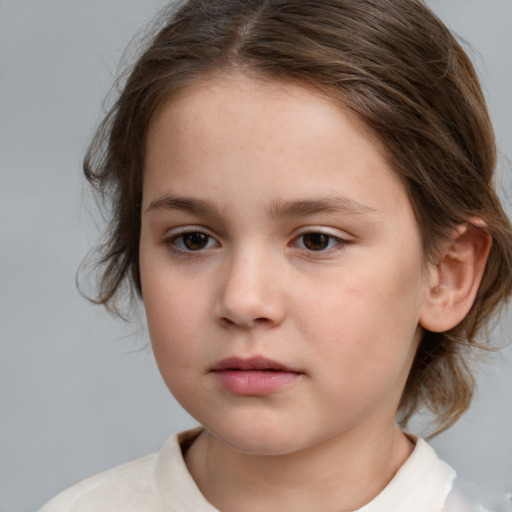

[148,74,380,154]
[143,74,412,223]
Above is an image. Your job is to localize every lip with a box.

[211,356,299,373]
[211,356,302,396]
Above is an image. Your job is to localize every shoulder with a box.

[38,452,161,512]
[38,428,210,512]
[355,436,456,512]
[443,477,506,512]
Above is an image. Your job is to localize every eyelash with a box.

[163,229,348,255]
[291,232,347,253]
[164,229,219,254]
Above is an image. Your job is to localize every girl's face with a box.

[140,75,431,455]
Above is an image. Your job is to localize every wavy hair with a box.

[83,0,512,434]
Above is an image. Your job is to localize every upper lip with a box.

[211,356,301,373]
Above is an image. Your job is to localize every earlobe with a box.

[419,220,491,333]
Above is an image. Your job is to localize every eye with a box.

[294,232,344,252]
[168,231,218,252]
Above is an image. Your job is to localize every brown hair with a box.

[83,0,512,434]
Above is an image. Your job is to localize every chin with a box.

[205,419,304,456]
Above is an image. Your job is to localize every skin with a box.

[139,74,437,511]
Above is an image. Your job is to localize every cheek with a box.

[141,262,206,377]
[296,256,425,366]
[144,294,205,408]
[299,276,423,422]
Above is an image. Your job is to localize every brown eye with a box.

[181,232,210,250]
[302,233,331,251]
[167,229,219,254]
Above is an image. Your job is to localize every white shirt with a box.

[39,428,487,512]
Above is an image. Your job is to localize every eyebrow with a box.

[146,194,376,218]
[268,197,376,219]
[146,195,212,214]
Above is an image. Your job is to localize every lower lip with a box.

[213,370,300,396]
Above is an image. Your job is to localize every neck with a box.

[185,423,414,512]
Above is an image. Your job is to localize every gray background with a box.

[1,1,511,511]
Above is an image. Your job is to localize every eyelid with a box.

[164,225,216,236]
[292,226,352,241]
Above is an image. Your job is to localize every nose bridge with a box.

[215,242,285,328]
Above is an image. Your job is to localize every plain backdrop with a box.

[1,1,511,511]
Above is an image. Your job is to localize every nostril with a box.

[254,317,271,324]
[220,316,236,327]
[219,316,272,328]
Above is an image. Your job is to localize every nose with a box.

[214,248,286,329]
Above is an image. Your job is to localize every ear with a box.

[419,219,491,333]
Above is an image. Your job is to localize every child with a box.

[40,0,512,511]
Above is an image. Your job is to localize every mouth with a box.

[211,356,300,373]
[211,356,302,396]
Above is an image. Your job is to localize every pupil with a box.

[183,233,208,250]
[303,233,329,250]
